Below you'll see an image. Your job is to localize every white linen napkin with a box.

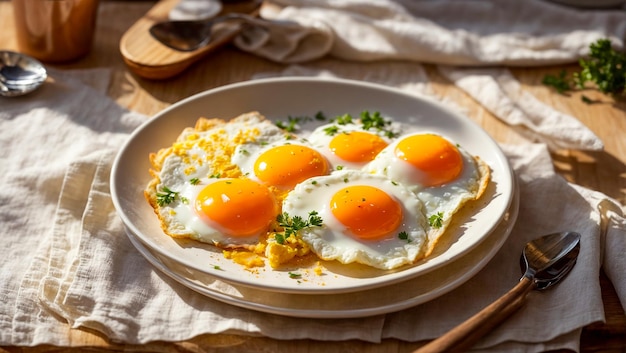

[180,0,611,151]
[234,0,626,65]
[3,67,625,353]
[0,68,145,343]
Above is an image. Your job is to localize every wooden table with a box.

[1,0,625,352]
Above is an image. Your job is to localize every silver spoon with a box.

[414,231,581,353]
[0,51,47,97]
[149,13,256,52]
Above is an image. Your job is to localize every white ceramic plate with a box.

[124,186,518,318]
[111,77,515,294]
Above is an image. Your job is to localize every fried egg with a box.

[364,133,490,253]
[281,170,429,270]
[308,122,396,170]
[145,112,283,247]
[161,178,279,246]
[232,135,330,191]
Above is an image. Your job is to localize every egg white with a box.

[282,170,429,270]
[308,121,398,170]
[232,135,327,187]
[153,113,283,247]
[363,132,489,253]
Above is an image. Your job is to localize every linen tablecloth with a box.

[3,0,626,351]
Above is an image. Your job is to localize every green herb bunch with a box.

[543,39,626,100]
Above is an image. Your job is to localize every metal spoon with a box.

[0,51,47,97]
[149,13,256,52]
[414,231,581,353]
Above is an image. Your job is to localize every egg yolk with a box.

[195,178,278,237]
[394,134,463,187]
[329,131,388,163]
[330,185,402,241]
[254,144,329,189]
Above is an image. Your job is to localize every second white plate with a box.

[124,180,518,318]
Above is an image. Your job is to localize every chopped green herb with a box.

[156,186,178,206]
[189,177,200,185]
[336,165,344,170]
[180,196,189,204]
[274,233,286,244]
[288,272,302,279]
[398,231,410,242]
[323,125,340,136]
[334,113,353,125]
[213,265,222,270]
[429,212,444,229]
[314,111,327,121]
[275,114,319,132]
[542,70,572,94]
[209,173,220,178]
[361,110,387,130]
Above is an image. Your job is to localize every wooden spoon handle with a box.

[413,276,535,353]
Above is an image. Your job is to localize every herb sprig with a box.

[156,186,179,206]
[428,212,444,229]
[275,111,327,132]
[275,211,323,244]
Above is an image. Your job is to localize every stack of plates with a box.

[111,78,518,318]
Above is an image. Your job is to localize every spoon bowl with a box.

[0,51,47,97]
[149,13,254,52]
[414,231,581,353]
[522,231,581,290]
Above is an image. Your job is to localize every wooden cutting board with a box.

[119,0,262,80]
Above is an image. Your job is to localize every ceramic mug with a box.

[12,0,99,63]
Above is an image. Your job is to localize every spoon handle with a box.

[413,276,535,353]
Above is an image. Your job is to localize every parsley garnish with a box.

[288,272,302,279]
[156,186,179,206]
[189,178,200,185]
[314,111,327,121]
[275,211,323,244]
[398,231,410,242]
[276,112,327,132]
[323,125,339,136]
[429,212,444,229]
[542,70,571,94]
[360,110,399,138]
[334,113,353,125]
[543,38,626,100]
[361,110,387,130]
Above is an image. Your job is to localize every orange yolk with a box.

[330,185,402,241]
[195,178,278,237]
[329,131,388,163]
[254,144,329,189]
[394,134,463,187]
